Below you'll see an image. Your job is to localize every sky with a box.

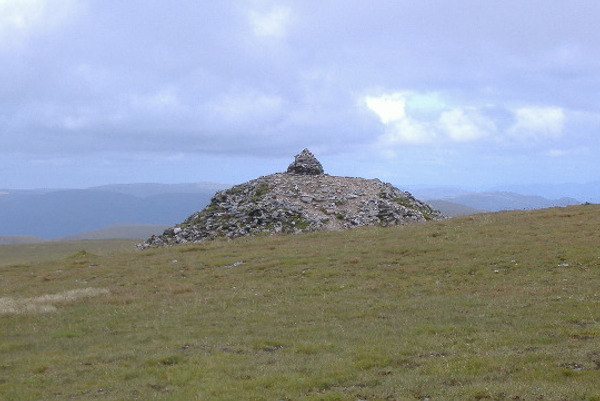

[1,0,600,190]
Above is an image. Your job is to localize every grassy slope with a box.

[0,239,140,267]
[0,205,599,401]
[0,236,46,245]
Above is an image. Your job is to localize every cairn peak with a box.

[139,149,444,248]
[286,148,324,175]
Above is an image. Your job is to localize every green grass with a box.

[0,239,139,267]
[1,205,599,400]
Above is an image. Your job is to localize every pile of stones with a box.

[286,148,324,175]
[140,149,443,247]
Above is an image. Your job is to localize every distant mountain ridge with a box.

[425,200,485,217]
[90,182,229,197]
[0,180,595,240]
[490,181,600,203]
[57,223,170,241]
[409,188,582,213]
[437,191,579,212]
[0,183,226,239]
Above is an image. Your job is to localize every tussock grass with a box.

[0,205,599,400]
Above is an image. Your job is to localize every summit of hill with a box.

[141,149,442,247]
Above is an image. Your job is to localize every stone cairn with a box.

[287,148,324,175]
[140,149,444,247]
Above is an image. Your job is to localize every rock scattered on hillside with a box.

[140,150,443,247]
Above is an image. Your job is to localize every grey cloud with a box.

[2,0,600,162]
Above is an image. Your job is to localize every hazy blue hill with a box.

[0,181,592,239]
[406,186,473,200]
[408,186,583,212]
[56,223,169,241]
[440,191,580,212]
[0,188,215,238]
[1,190,145,238]
[491,181,600,203]
[426,199,485,217]
[91,182,229,197]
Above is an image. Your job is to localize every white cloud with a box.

[405,92,447,119]
[0,0,46,33]
[0,0,78,49]
[248,5,291,39]
[366,91,495,146]
[366,91,569,152]
[508,107,566,139]
[365,93,408,124]
[438,108,495,142]
[366,92,436,145]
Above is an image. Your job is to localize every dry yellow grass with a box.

[0,287,109,315]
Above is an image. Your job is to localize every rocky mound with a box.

[140,149,443,247]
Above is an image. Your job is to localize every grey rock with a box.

[286,149,324,175]
[139,150,444,248]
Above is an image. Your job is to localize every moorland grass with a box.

[0,205,599,400]
[0,239,139,268]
